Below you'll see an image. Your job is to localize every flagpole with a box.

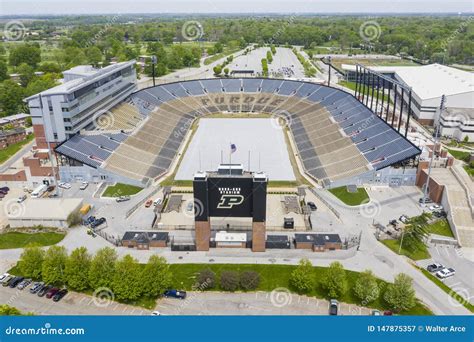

[248,150,251,172]
[229,142,231,176]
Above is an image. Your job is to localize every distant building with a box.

[0,113,31,128]
[0,128,27,150]
[294,233,342,252]
[438,107,474,141]
[341,63,474,126]
[24,61,137,149]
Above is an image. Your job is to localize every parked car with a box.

[399,215,409,224]
[116,195,130,203]
[433,210,447,218]
[436,268,455,279]
[30,282,45,294]
[2,275,14,287]
[329,299,338,315]
[418,197,433,204]
[79,181,89,190]
[52,289,68,302]
[90,217,106,229]
[46,287,60,299]
[389,219,398,226]
[163,290,187,299]
[58,182,71,189]
[83,216,97,226]
[145,199,153,208]
[47,185,55,192]
[371,310,381,316]
[37,285,52,297]
[0,273,10,283]
[17,195,27,203]
[151,311,162,316]
[307,202,317,211]
[17,278,32,290]
[383,310,393,316]
[186,202,194,212]
[0,186,10,192]
[429,204,443,211]
[153,198,163,206]
[9,276,24,288]
[427,263,444,273]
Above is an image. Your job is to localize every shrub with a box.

[290,258,314,293]
[196,268,216,290]
[240,271,260,291]
[220,271,239,291]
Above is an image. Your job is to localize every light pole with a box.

[151,55,157,87]
[422,95,445,206]
[327,56,332,87]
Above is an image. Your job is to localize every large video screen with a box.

[207,177,254,217]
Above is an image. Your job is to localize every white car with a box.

[0,273,10,282]
[153,198,163,206]
[79,181,89,190]
[436,267,455,279]
[17,195,27,203]
[429,204,443,211]
[58,182,71,189]
[151,311,161,316]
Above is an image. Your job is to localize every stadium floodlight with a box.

[151,55,157,86]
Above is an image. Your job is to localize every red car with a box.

[145,199,153,208]
[45,287,59,299]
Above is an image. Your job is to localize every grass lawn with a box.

[168,264,431,315]
[418,267,474,313]
[381,239,430,261]
[426,219,454,238]
[102,183,143,197]
[0,134,34,164]
[204,46,241,65]
[0,232,65,249]
[328,186,369,206]
[447,149,470,162]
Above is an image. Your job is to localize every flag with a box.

[230,143,237,154]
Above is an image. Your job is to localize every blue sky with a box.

[1,0,473,15]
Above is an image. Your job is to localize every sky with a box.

[1,0,473,15]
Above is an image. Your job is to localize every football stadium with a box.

[55,78,421,188]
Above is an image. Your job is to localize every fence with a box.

[308,188,341,219]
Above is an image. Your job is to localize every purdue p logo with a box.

[217,195,244,209]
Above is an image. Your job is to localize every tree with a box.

[88,247,117,290]
[196,268,216,290]
[0,60,8,81]
[321,262,347,298]
[214,42,224,53]
[0,80,26,116]
[17,63,35,87]
[85,46,103,67]
[240,271,260,291]
[0,305,22,316]
[354,270,380,304]
[290,258,314,293]
[65,247,92,291]
[213,65,222,75]
[141,255,172,297]
[25,75,58,97]
[401,213,430,250]
[112,254,143,301]
[224,67,229,76]
[8,43,41,68]
[384,273,416,312]
[220,271,239,291]
[42,246,68,285]
[19,246,45,280]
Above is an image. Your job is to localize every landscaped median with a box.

[8,245,432,315]
[102,183,143,197]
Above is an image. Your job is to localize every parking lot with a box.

[156,291,373,316]
[416,244,474,306]
[0,284,149,315]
